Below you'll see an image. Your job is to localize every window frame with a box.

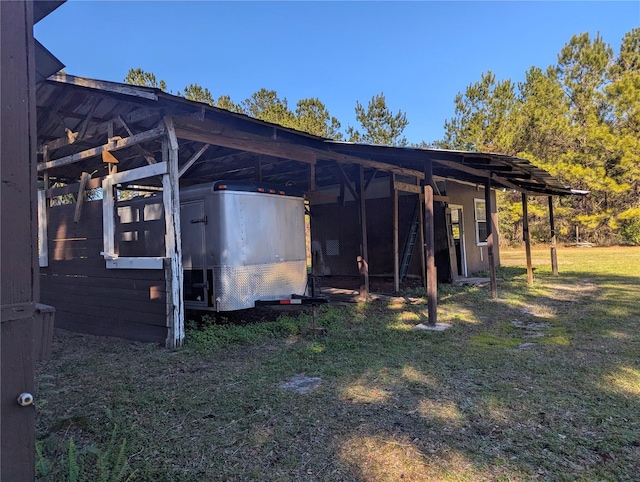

[474,198,488,246]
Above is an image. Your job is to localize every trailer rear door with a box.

[181,200,209,306]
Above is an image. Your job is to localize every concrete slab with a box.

[280,374,322,394]
[413,323,452,332]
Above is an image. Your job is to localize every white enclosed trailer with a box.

[180,181,310,311]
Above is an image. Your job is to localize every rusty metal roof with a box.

[36,74,576,196]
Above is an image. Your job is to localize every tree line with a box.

[124,27,639,245]
[440,28,640,246]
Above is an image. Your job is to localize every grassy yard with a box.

[35,247,640,481]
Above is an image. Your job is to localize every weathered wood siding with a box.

[40,199,169,344]
[1,1,37,479]
[311,194,426,278]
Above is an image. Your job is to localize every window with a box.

[474,199,488,246]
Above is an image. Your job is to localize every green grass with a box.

[35,246,640,480]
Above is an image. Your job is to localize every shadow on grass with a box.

[34,259,640,480]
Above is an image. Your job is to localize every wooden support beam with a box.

[522,193,533,285]
[255,155,263,181]
[359,165,369,299]
[76,98,98,140]
[108,161,167,185]
[393,180,451,202]
[174,116,425,179]
[174,126,317,164]
[73,172,90,223]
[418,194,426,291]
[38,108,157,153]
[335,162,359,202]
[325,149,425,180]
[434,158,541,195]
[38,191,48,268]
[549,196,558,276]
[50,74,160,100]
[394,180,425,195]
[37,125,166,172]
[117,115,158,165]
[364,169,378,192]
[162,129,185,349]
[424,185,437,325]
[485,179,498,299]
[309,160,316,191]
[393,174,400,293]
[178,143,210,178]
[101,177,116,259]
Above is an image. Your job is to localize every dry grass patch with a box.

[34,247,640,480]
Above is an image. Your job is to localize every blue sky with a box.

[36,1,639,144]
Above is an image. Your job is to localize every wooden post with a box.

[393,174,400,293]
[256,155,262,181]
[1,1,38,478]
[73,172,91,223]
[422,158,436,324]
[485,179,498,299]
[309,159,316,191]
[358,165,369,298]
[162,118,185,348]
[418,192,426,291]
[424,185,437,325]
[522,193,533,285]
[549,196,558,275]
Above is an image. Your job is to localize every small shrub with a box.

[621,217,640,245]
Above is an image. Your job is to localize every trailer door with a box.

[181,200,209,307]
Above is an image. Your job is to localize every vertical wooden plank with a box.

[1,2,35,305]
[101,177,116,257]
[1,1,37,479]
[38,191,48,267]
[358,165,369,298]
[522,192,533,285]
[423,161,436,321]
[73,171,90,223]
[393,174,400,293]
[162,121,185,348]
[424,185,437,325]
[256,155,262,181]
[309,159,316,191]
[418,193,426,291]
[484,179,498,299]
[1,318,36,482]
[549,196,558,275]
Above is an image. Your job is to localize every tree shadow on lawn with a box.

[34,267,639,481]
[326,270,640,480]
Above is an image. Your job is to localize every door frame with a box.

[448,204,468,278]
[180,199,209,308]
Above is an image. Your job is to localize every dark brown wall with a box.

[310,193,444,280]
[310,181,502,284]
[41,200,169,344]
[1,1,37,479]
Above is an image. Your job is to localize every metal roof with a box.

[36,74,577,196]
